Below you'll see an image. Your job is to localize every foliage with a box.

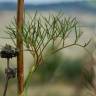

[34,50,62,83]
[59,59,83,82]
[32,53,94,84]
[34,55,83,83]
[5,12,91,95]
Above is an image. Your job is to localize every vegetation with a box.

[5,12,91,95]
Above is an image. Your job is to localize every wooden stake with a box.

[17,0,24,96]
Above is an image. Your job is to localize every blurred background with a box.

[0,0,96,96]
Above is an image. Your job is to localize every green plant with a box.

[5,12,91,95]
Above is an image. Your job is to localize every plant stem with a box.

[17,0,24,96]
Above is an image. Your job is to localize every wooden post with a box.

[17,0,24,96]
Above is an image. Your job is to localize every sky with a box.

[0,0,85,4]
